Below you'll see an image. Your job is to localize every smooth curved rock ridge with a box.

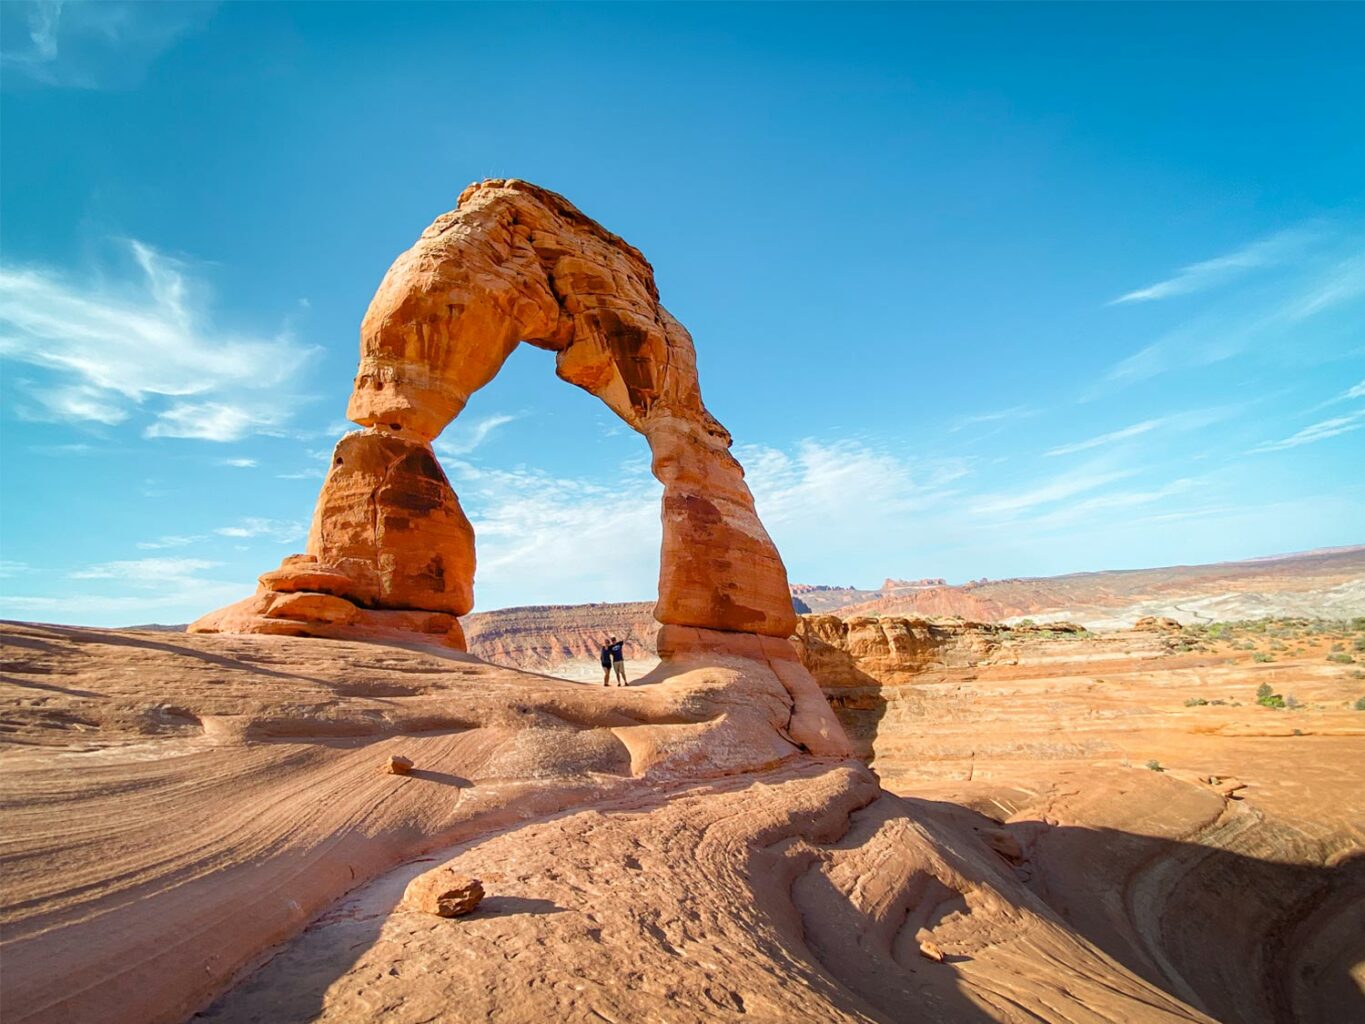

[192,178,797,653]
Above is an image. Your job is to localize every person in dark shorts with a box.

[599,635,628,686]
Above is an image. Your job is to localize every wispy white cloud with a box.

[69,557,220,585]
[218,457,257,468]
[136,534,203,551]
[1110,226,1318,304]
[1249,409,1365,453]
[1045,419,1163,457]
[275,446,332,480]
[433,413,520,457]
[1098,228,1365,393]
[15,380,129,424]
[213,517,306,543]
[0,239,317,440]
[1020,478,1198,531]
[1045,406,1238,457]
[447,457,662,607]
[1,554,245,625]
[948,405,1036,432]
[144,401,291,443]
[0,1,215,89]
[970,466,1137,517]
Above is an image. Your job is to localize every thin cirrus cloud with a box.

[1098,225,1365,393]
[432,413,521,458]
[1249,408,1365,454]
[1109,225,1320,305]
[947,405,1036,432]
[0,1,216,89]
[213,518,306,543]
[969,465,1137,517]
[0,239,317,442]
[1045,419,1163,457]
[136,518,304,551]
[0,555,246,623]
[1045,407,1237,457]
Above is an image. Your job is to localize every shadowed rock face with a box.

[192,178,796,650]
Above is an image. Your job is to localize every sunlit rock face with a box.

[192,179,797,647]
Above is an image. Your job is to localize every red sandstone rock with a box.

[195,179,804,647]
[262,592,359,624]
[402,868,484,917]
[386,755,414,775]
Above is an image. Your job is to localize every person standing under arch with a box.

[599,635,628,686]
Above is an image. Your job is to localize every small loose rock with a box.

[403,868,484,918]
[385,755,414,775]
[919,940,946,963]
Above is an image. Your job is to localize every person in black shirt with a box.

[599,635,628,686]
[599,639,613,687]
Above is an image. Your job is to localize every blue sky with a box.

[1,1,1362,626]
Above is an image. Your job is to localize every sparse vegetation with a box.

[1256,682,1286,709]
[1145,759,1164,772]
[1184,697,1208,707]
[1327,652,1355,664]
[1252,652,1273,663]
[1285,694,1301,710]
[1354,696,1365,712]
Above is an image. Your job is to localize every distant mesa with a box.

[192,179,800,657]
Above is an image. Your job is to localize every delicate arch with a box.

[192,180,796,653]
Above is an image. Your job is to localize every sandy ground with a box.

[2,619,1362,1023]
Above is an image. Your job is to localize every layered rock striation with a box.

[193,179,799,650]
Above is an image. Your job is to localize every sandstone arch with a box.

[193,179,797,656]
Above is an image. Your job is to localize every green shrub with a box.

[1256,682,1273,700]
[1145,759,1164,772]
[1327,652,1355,664]
[1355,636,1365,651]
[1257,693,1286,709]
[1354,696,1365,711]
[1184,697,1208,707]
[1252,652,1273,663]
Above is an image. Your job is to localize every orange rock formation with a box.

[193,179,796,655]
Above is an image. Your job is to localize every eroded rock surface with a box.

[193,179,799,654]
